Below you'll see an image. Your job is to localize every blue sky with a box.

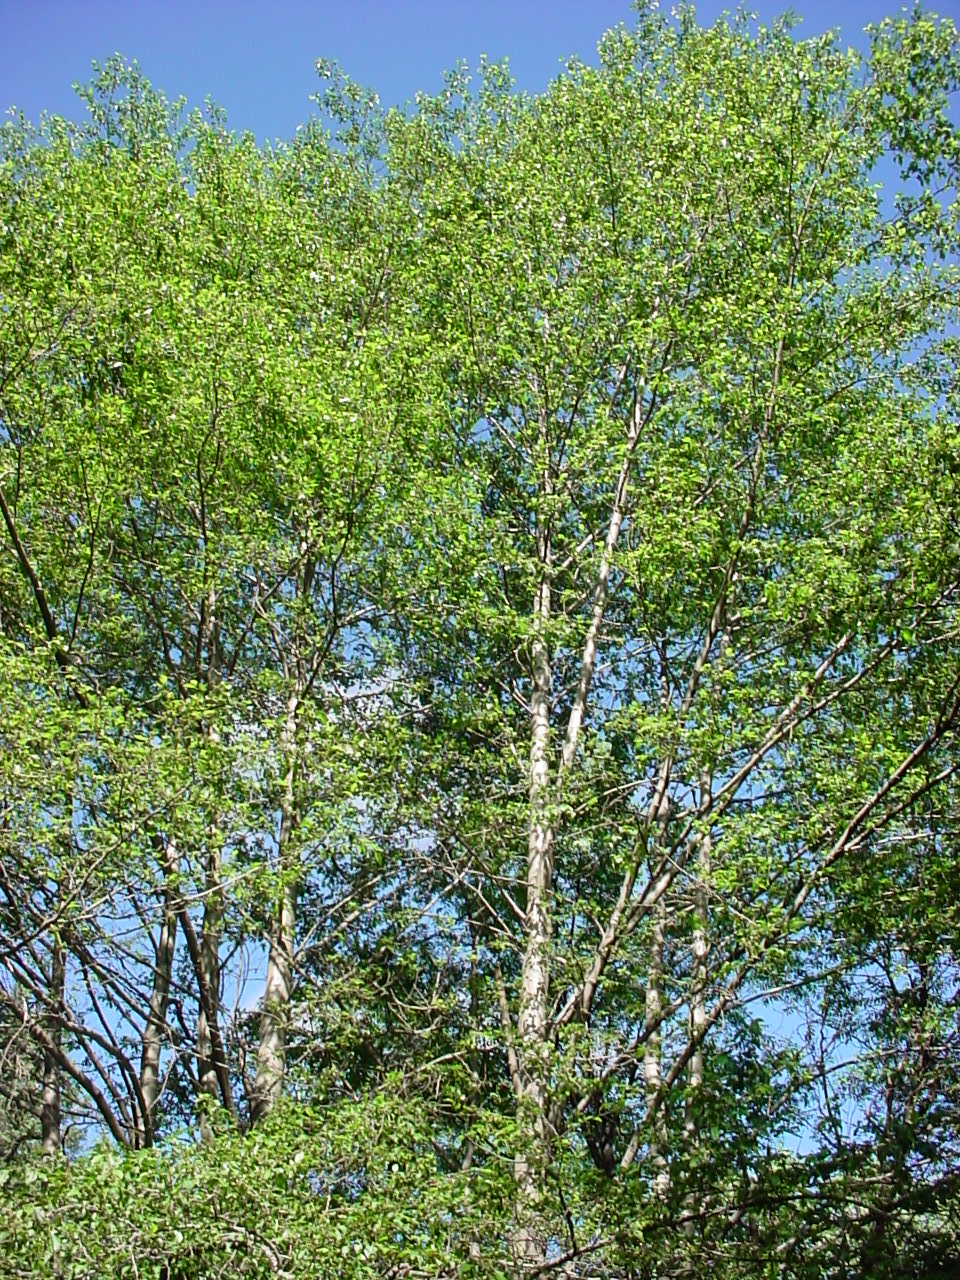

[2,1,952,143]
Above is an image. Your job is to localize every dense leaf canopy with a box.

[1,7,959,1277]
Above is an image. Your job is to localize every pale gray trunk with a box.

[519,571,553,1057]
[685,830,710,1123]
[514,461,554,1266]
[41,940,64,1156]
[511,384,643,1262]
[683,780,711,1242]
[253,687,300,1122]
[644,659,672,1198]
[139,837,178,1147]
[644,894,670,1199]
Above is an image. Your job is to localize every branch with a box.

[176,906,237,1120]
[620,671,960,1170]
[0,484,88,706]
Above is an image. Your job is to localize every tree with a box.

[1,8,959,1278]
[0,57,408,1149]
[374,7,960,1269]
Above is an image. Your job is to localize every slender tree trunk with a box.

[41,939,64,1156]
[685,787,711,1122]
[514,509,554,1267]
[682,804,710,1243]
[196,853,222,1140]
[138,836,178,1147]
[643,654,672,1199]
[644,893,670,1199]
[511,384,642,1262]
[197,583,223,1139]
[685,838,709,1113]
[252,686,300,1123]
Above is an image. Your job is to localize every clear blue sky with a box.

[2,1,952,143]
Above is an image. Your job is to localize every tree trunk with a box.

[683,808,710,1243]
[197,583,223,1139]
[196,847,221,1138]
[138,836,178,1147]
[41,940,64,1156]
[685,802,710,1123]
[514,514,554,1267]
[644,893,670,1199]
[252,687,300,1123]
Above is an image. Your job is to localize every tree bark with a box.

[252,686,300,1123]
[196,583,224,1139]
[514,427,554,1267]
[196,857,221,1138]
[682,787,710,1244]
[512,386,645,1263]
[138,836,178,1147]
[40,939,64,1157]
[644,893,670,1199]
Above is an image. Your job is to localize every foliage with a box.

[2,7,960,1277]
